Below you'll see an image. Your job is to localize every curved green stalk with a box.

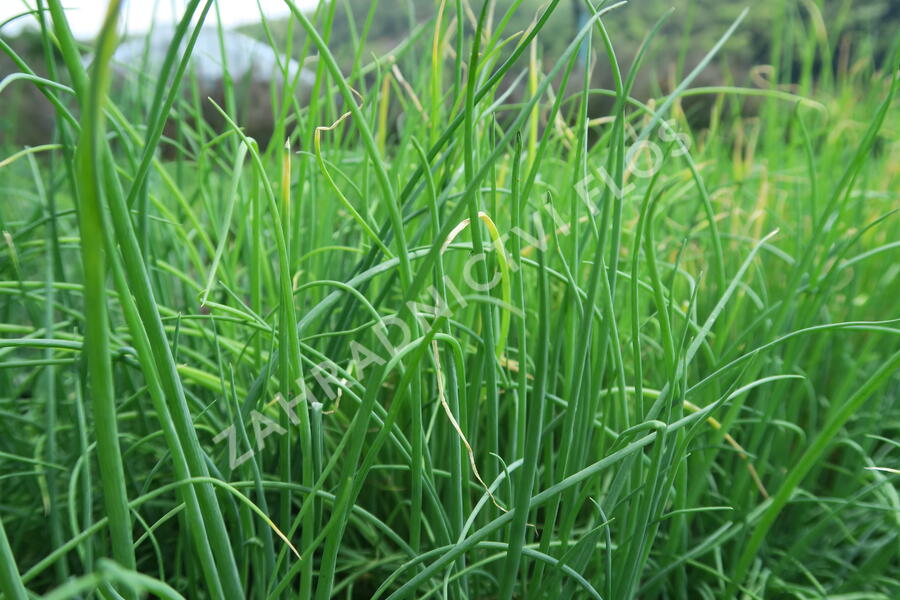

[70,0,136,582]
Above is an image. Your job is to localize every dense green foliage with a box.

[1,1,898,599]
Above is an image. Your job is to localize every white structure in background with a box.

[109,27,315,88]
[86,27,317,153]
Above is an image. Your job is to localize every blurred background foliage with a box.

[247,0,899,85]
[2,0,899,147]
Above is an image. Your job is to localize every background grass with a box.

[1,0,899,598]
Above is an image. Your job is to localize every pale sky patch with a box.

[1,1,319,40]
